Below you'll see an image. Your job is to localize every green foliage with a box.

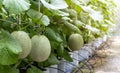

[0,0,116,72]
[3,0,30,14]
[27,66,43,73]
[44,27,63,42]
[0,29,22,65]
[39,54,60,67]
[0,65,19,73]
[27,9,50,26]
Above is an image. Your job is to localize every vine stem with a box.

[21,23,31,30]
[18,14,22,30]
[14,59,22,68]
[0,19,13,23]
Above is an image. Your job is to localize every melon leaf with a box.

[3,0,30,14]
[44,27,62,42]
[0,29,22,65]
[27,66,43,73]
[27,9,50,26]
[0,65,19,73]
[62,49,73,62]
[46,54,60,65]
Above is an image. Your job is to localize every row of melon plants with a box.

[0,0,115,73]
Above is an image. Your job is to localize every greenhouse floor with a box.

[95,36,120,73]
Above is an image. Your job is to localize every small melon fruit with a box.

[68,33,84,51]
[29,35,51,62]
[11,31,32,59]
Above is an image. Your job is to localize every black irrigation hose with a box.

[63,60,79,68]
[48,67,67,73]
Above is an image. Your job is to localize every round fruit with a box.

[68,33,84,51]
[11,31,32,59]
[29,35,51,62]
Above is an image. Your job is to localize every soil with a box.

[95,36,120,73]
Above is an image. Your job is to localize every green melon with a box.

[68,33,84,51]
[11,31,31,59]
[29,35,51,62]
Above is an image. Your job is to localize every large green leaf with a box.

[40,54,60,67]
[40,0,68,10]
[27,9,50,26]
[62,49,73,62]
[27,66,43,73]
[57,43,73,62]
[3,0,30,14]
[46,54,60,65]
[0,65,19,73]
[44,27,63,42]
[0,30,22,65]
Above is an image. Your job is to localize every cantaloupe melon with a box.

[11,31,32,59]
[29,35,51,62]
[68,33,84,51]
